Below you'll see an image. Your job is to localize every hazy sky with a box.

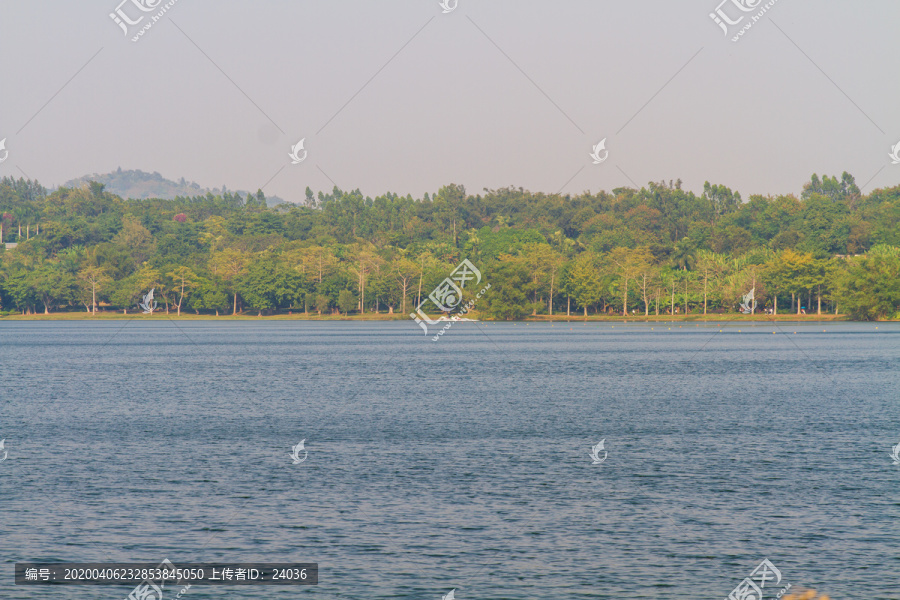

[1,1,898,203]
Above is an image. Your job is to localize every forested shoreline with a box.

[1,172,898,320]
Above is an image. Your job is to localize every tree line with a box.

[0,172,898,320]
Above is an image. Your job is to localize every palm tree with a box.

[671,237,697,271]
[550,230,580,256]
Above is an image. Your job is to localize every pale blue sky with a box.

[1,0,898,202]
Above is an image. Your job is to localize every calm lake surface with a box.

[1,320,898,599]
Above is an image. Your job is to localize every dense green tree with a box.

[337,289,357,314]
[832,253,900,320]
[189,277,229,315]
[563,252,602,316]
[238,254,306,314]
[481,260,529,320]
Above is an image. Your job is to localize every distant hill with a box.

[63,168,289,206]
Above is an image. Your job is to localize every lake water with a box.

[1,320,898,599]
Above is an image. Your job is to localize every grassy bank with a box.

[0,310,869,322]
